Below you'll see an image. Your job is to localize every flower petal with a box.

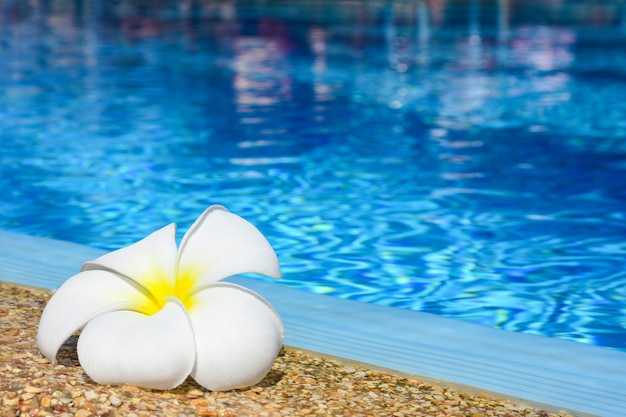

[177,206,280,290]
[188,282,284,391]
[77,298,196,390]
[82,223,178,304]
[37,270,152,364]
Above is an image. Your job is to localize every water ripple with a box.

[1,0,625,351]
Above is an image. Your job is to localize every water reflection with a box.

[1,0,626,350]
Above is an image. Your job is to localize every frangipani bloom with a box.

[37,205,284,391]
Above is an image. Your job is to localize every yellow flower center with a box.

[173,269,197,311]
[137,268,198,315]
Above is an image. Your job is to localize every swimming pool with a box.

[1,0,625,353]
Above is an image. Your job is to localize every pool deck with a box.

[1,230,625,417]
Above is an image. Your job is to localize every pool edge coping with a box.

[1,229,624,417]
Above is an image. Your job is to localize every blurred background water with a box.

[1,0,626,351]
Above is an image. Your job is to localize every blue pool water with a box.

[1,0,625,351]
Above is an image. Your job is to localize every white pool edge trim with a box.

[1,230,624,417]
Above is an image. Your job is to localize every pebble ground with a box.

[1,283,579,417]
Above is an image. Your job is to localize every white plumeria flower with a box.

[37,205,284,391]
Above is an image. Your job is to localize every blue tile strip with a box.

[1,230,624,417]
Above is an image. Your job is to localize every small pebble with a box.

[186,388,204,398]
[3,396,20,406]
[197,408,218,417]
[190,399,209,407]
[84,390,99,401]
[109,396,122,407]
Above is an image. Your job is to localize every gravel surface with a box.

[1,282,578,417]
